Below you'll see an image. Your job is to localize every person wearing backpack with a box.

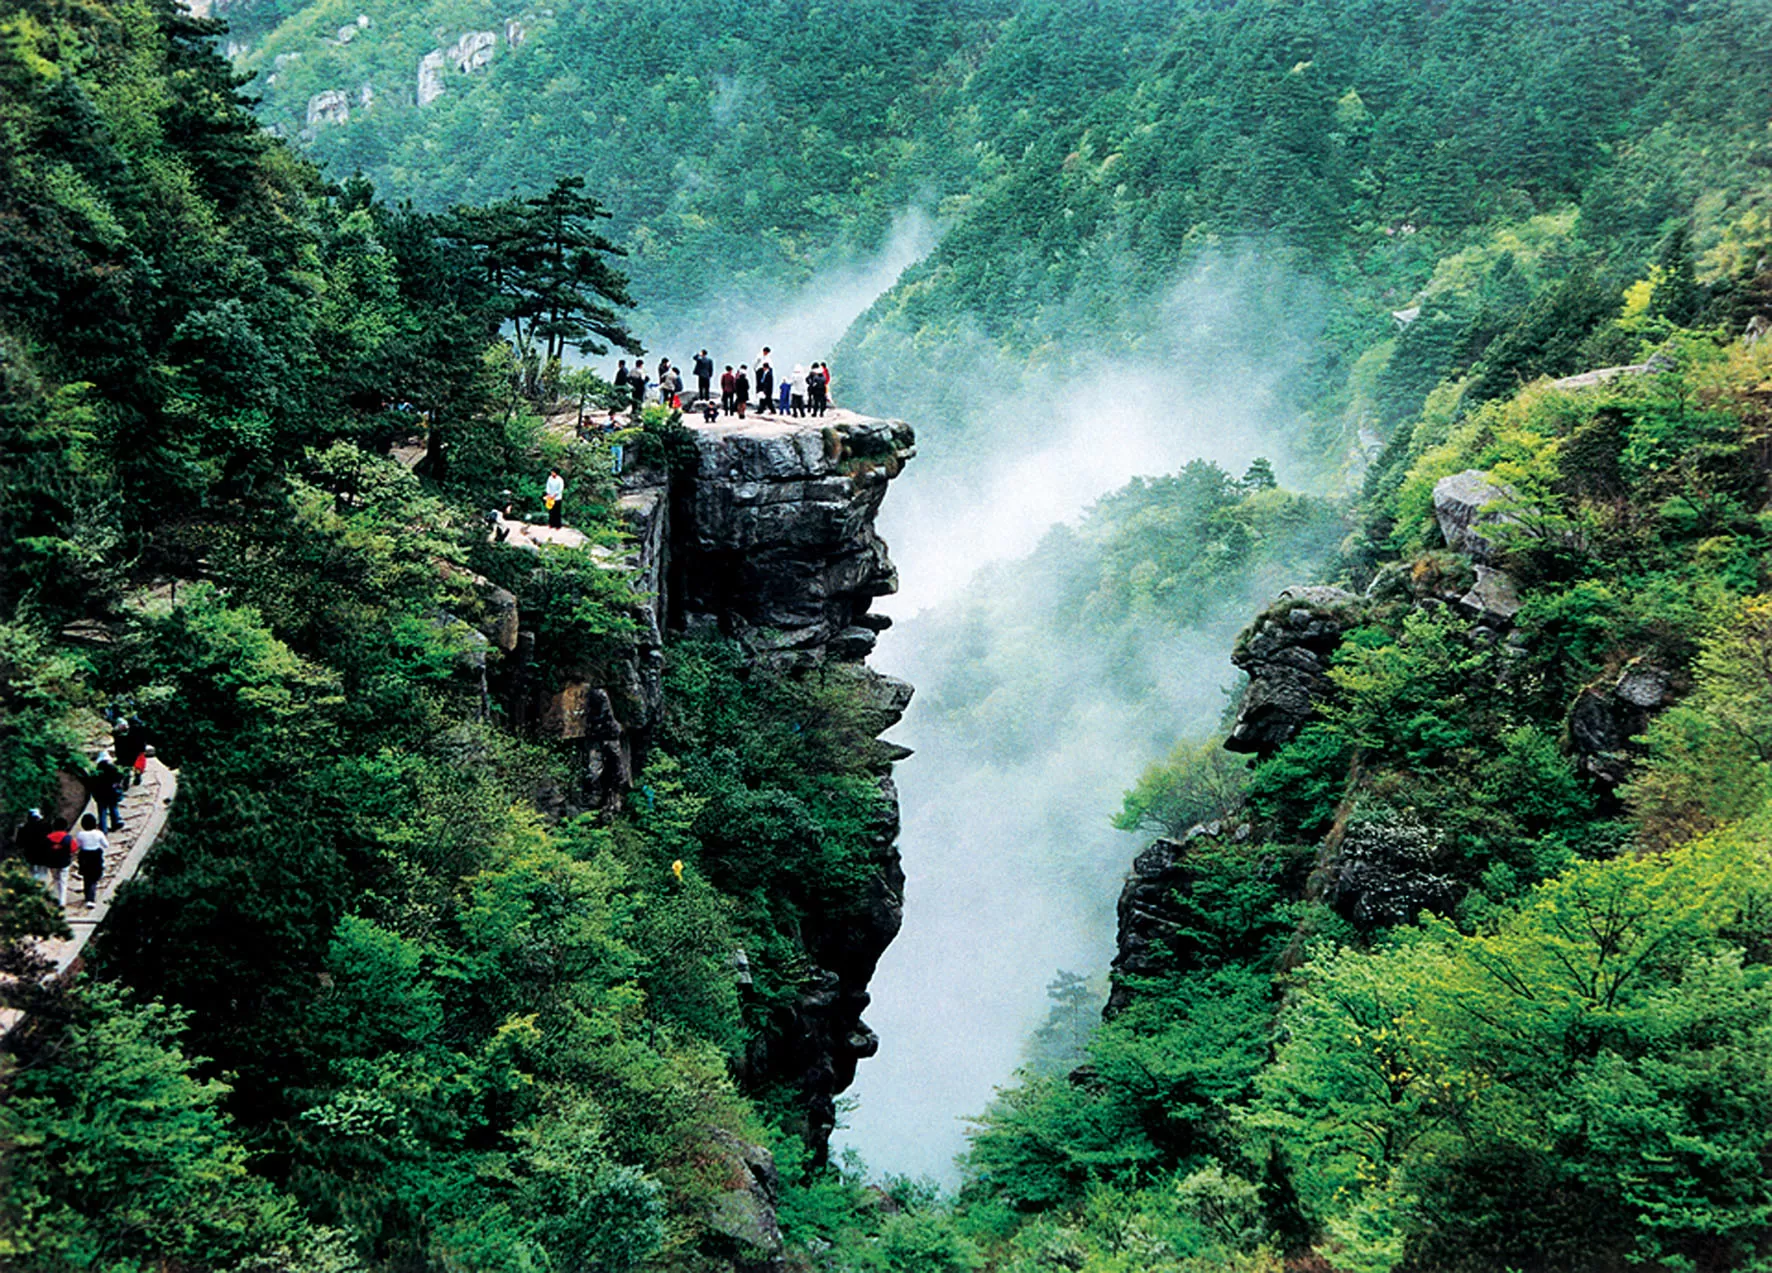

[44,816,73,906]
[89,755,126,831]
[734,366,751,419]
[73,812,109,907]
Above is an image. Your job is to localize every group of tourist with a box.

[9,715,154,910]
[500,343,839,544]
[610,346,836,420]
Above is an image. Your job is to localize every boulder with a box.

[1226,586,1362,756]
[701,1129,785,1272]
[476,581,519,652]
[1433,469,1517,563]
[1456,564,1522,626]
[1569,659,1675,786]
[305,90,350,129]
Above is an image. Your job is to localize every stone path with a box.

[40,757,179,973]
[0,757,179,1036]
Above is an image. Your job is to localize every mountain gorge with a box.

[5,1,1772,1271]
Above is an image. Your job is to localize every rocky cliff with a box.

[476,412,915,1166]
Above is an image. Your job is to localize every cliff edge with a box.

[484,411,916,1161]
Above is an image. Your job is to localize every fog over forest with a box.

[640,226,1326,1180]
[12,1,1772,1266]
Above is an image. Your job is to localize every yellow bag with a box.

[544,495,557,509]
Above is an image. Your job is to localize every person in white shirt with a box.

[73,812,110,906]
[545,468,565,529]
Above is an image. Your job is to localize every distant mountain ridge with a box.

[239,0,1772,483]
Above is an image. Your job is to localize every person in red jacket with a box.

[720,366,737,413]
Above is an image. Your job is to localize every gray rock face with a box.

[448,30,497,73]
[702,1128,785,1272]
[1324,807,1459,929]
[679,418,915,652]
[1106,826,1301,1019]
[417,50,446,105]
[1226,586,1363,756]
[1457,564,1522,626]
[1570,659,1675,785]
[305,90,349,128]
[489,413,913,1166]
[741,774,905,1154]
[1433,469,1517,563]
[1105,838,1195,1018]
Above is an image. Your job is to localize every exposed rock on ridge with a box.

[1226,585,1363,757]
[475,412,915,1168]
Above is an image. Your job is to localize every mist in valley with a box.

[645,225,1330,1186]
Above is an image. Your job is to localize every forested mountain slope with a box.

[242,0,1772,479]
[0,1,915,1268]
[8,0,1772,1270]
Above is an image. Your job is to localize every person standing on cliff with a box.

[693,350,714,403]
[613,359,630,393]
[789,364,807,417]
[734,366,751,419]
[720,365,736,413]
[545,467,565,529]
[629,361,648,411]
[755,357,775,416]
[807,363,828,417]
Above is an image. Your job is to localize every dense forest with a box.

[0,0,898,1266]
[6,0,1772,1271]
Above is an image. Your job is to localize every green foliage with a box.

[1255,825,1772,1272]
[1630,594,1772,849]
[0,986,321,1269]
[1114,739,1250,839]
[0,621,92,811]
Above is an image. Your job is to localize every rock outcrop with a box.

[1432,469,1516,563]
[701,1129,786,1273]
[305,89,349,129]
[417,50,446,105]
[1105,826,1303,1019]
[1226,585,1363,757]
[679,417,913,654]
[1322,806,1459,929]
[1105,837,1196,1019]
[449,30,498,73]
[1569,658,1675,786]
[475,412,914,1163]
